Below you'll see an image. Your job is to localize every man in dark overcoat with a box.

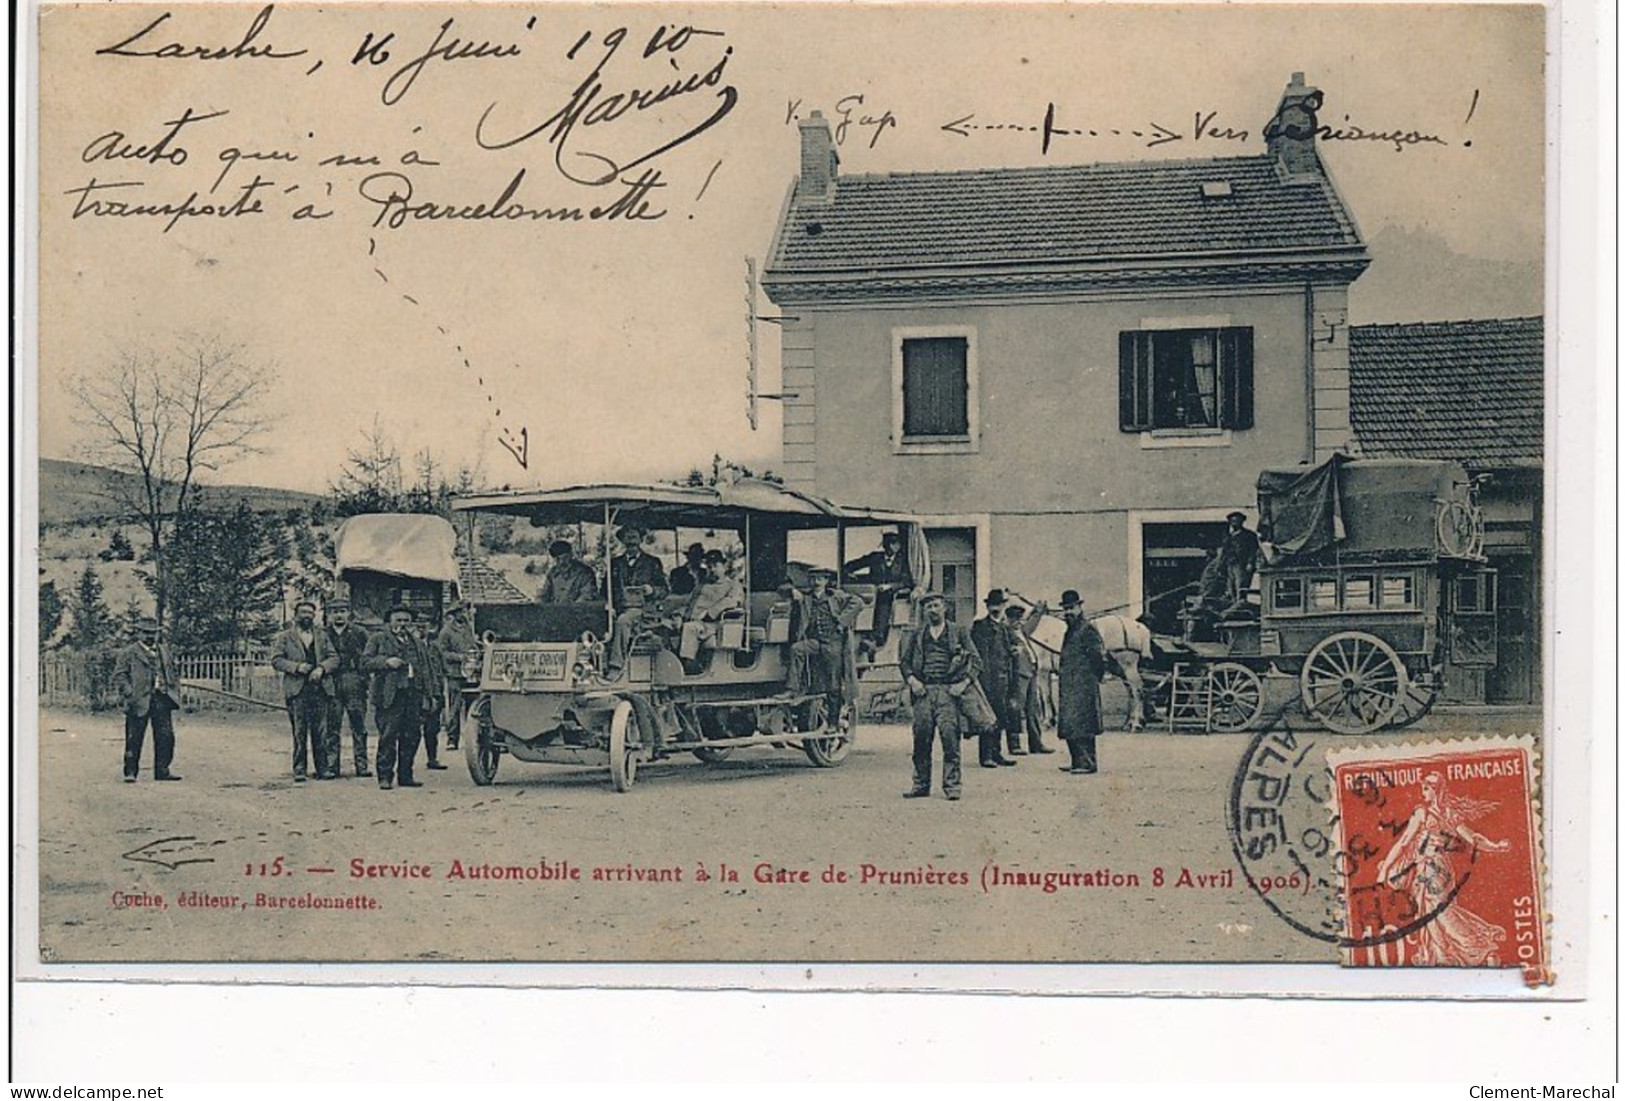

[111,616,182,782]
[1052,589,1107,774]
[969,589,1018,768]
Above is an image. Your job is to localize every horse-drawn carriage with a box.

[1145,456,1493,735]
[447,480,920,790]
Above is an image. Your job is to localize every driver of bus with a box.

[606,525,669,674]
[537,540,599,605]
[678,550,744,671]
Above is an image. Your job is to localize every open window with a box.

[1120,327,1254,433]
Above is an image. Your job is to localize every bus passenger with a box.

[678,550,744,671]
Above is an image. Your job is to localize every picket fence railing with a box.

[39,645,286,713]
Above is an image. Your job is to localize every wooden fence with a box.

[39,645,286,712]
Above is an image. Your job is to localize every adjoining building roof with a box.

[456,555,532,606]
[1348,317,1544,469]
[763,154,1366,298]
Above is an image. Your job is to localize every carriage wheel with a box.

[463,698,500,786]
[1208,663,1265,733]
[1388,664,1443,730]
[1436,500,1484,558]
[608,700,642,792]
[803,699,856,767]
[1300,632,1406,735]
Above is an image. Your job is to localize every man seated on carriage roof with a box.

[537,539,599,605]
[678,549,745,671]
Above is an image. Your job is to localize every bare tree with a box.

[70,334,276,626]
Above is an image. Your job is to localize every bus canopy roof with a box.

[450,478,918,530]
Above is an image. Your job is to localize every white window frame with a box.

[1126,506,1251,616]
[892,325,979,455]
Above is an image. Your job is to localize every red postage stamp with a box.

[1327,736,1550,986]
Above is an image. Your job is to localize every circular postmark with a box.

[1226,704,1459,950]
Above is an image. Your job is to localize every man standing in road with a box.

[436,602,476,751]
[898,592,981,801]
[1048,589,1106,775]
[788,567,865,724]
[414,611,449,771]
[365,606,427,790]
[112,616,182,783]
[325,600,372,778]
[272,600,341,782]
[1005,603,1056,756]
[969,589,1019,767]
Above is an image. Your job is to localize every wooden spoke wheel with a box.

[1207,662,1265,733]
[463,698,501,786]
[1388,664,1443,730]
[803,700,856,768]
[608,699,642,792]
[1300,631,1406,735]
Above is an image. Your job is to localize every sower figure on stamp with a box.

[1044,589,1106,775]
[899,592,982,801]
[1005,603,1056,755]
[970,589,1019,768]
[365,605,426,790]
[435,602,476,751]
[414,611,449,770]
[271,600,340,782]
[788,567,865,725]
[112,615,182,782]
[325,600,372,777]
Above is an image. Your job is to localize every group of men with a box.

[900,587,1107,801]
[271,599,477,789]
[538,527,748,677]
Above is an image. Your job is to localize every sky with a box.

[32,1,1546,495]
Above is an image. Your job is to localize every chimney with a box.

[796,110,838,199]
[1264,72,1324,177]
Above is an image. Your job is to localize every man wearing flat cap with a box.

[273,600,341,781]
[112,616,182,782]
[435,602,476,752]
[538,539,599,605]
[325,599,372,777]
[898,592,982,800]
[788,567,866,722]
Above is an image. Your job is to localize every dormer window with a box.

[1200,181,1233,198]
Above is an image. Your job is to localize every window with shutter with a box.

[1118,326,1255,433]
[901,337,970,438]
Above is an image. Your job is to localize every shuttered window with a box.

[1119,327,1254,432]
[901,337,970,438]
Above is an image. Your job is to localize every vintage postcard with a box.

[19,0,1580,994]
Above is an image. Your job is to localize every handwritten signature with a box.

[476,24,737,186]
[95,5,307,63]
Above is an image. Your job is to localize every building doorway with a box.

[1486,555,1538,705]
[1140,520,1229,635]
[925,528,977,625]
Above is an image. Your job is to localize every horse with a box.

[1024,611,1157,732]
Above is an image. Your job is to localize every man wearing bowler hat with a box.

[898,591,982,800]
[1046,589,1107,775]
[112,616,182,782]
[970,589,1019,767]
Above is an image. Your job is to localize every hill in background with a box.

[38,458,325,526]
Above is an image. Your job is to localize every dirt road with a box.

[32,702,1539,965]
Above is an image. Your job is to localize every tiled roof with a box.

[765,155,1363,277]
[1348,317,1544,468]
[457,555,531,605]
